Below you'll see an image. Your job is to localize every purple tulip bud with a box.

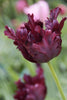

[14,67,47,100]
[4,7,67,63]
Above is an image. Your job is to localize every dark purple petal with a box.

[59,17,67,31]
[27,14,35,30]
[35,20,43,28]
[24,74,33,84]
[45,7,61,32]
[4,26,16,40]
[16,44,35,62]
[15,80,25,89]
[50,7,61,20]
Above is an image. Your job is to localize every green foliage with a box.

[0,0,4,6]
[46,0,67,9]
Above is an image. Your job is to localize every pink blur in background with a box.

[58,4,67,15]
[24,0,49,23]
[16,0,28,13]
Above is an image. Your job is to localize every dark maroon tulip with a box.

[14,67,47,100]
[4,7,67,63]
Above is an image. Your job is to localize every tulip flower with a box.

[4,7,67,63]
[14,67,47,100]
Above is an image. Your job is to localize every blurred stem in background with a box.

[47,62,66,100]
[0,0,16,28]
[8,0,16,19]
[0,0,5,26]
[46,0,66,9]
[32,0,36,3]
[21,58,36,76]
[27,0,39,5]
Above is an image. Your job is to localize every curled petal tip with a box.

[59,17,67,31]
[4,26,15,40]
[50,7,61,19]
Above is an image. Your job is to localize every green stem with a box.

[47,62,66,100]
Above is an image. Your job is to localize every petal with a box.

[50,7,61,20]
[4,26,16,40]
[59,17,67,31]
[45,7,61,30]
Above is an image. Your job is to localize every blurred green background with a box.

[0,0,67,100]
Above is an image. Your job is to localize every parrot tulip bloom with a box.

[4,7,67,63]
[14,67,47,100]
